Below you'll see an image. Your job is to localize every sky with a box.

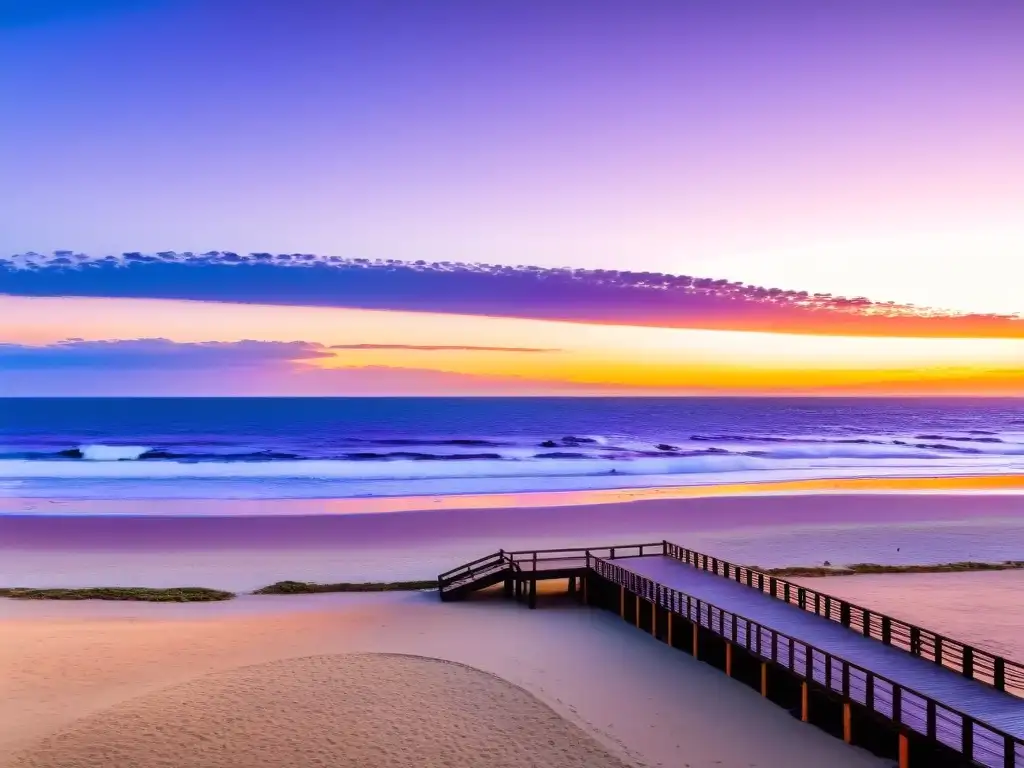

[1,1,1022,396]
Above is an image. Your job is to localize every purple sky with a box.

[3,1,1024,313]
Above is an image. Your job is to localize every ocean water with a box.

[1,397,1023,500]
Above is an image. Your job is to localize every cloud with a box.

[0,339,604,396]
[4,252,1022,338]
[0,339,557,373]
[0,338,332,370]
[330,344,557,352]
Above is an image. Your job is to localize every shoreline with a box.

[4,492,1024,591]
[3,472,1024,518]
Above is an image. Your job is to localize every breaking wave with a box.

[3,427,1023,499]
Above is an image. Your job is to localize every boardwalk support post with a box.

[760,662,767,696]
[843,702,852,744]
[667,613,673,647]
[528,579,536,609]
[503,577,513,598]
[898,733,909,768]
[651,598,656,637]
[692,623,699,659]
[801,682,808,723]
[725,643,732,677]
[619,585,625,619]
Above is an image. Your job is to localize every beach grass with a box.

[762,561,1024,578]
[254,579,437,595]
[0,586,235,602]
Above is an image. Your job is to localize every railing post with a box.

[962,717,973,762]
[882,616,892,645]
[866,673,874,712]
[863,609,871,637]
[926,699,936,739]
[840,602,851,627]
[910,626,921,656]
[996,657,1006,691]
[1003,734,1014,768]
[963,646,974,679]
[798,587,806,609]
[893,685,902,725]
[662,540,668,555]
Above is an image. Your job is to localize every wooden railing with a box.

[437,551,511,594]
[593,556,1024,768]
[505,542,661,571]
[438,543,663,594]
[662,541,1024,698]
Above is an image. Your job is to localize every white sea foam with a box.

[78,444,151,461]
[0,454,765,479]
[0,452,1017,483]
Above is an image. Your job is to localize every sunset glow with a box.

[1,294,1020,396]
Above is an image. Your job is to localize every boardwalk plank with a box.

[611,555,1024,767]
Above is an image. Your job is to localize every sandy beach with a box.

[3,491,1024,590]
[3,488,1024,766]
[0,589,888,768]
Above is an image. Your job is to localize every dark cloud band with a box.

[2,252,1021,338]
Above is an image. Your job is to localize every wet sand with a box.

[0,590,885,768]
[3,493,1024,590]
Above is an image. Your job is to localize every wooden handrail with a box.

[504,542,662,557]
[437,543,661,593]
[593,556,1024,767]
[661,540,1024,696]
[437,551,503,581]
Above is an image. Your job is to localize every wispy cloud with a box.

[4,252,1021,338]
[0,338,598,396]
[331,344,557,352]
[0,338,331,369]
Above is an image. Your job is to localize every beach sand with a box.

[3,492,1024,590]
[0,591,886,768]
[8,653,630,768]
[3,489,1024,767]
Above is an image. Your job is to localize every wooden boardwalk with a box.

[438,541,1024,767]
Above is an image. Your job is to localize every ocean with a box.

[1,397,1023,501]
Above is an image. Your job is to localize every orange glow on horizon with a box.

[1,294,1022,396]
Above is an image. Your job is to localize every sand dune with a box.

[8,653,629,768]
[0,592,885,768]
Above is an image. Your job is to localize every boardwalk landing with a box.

[438,542,1024,768]
[616,555,1024,765]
